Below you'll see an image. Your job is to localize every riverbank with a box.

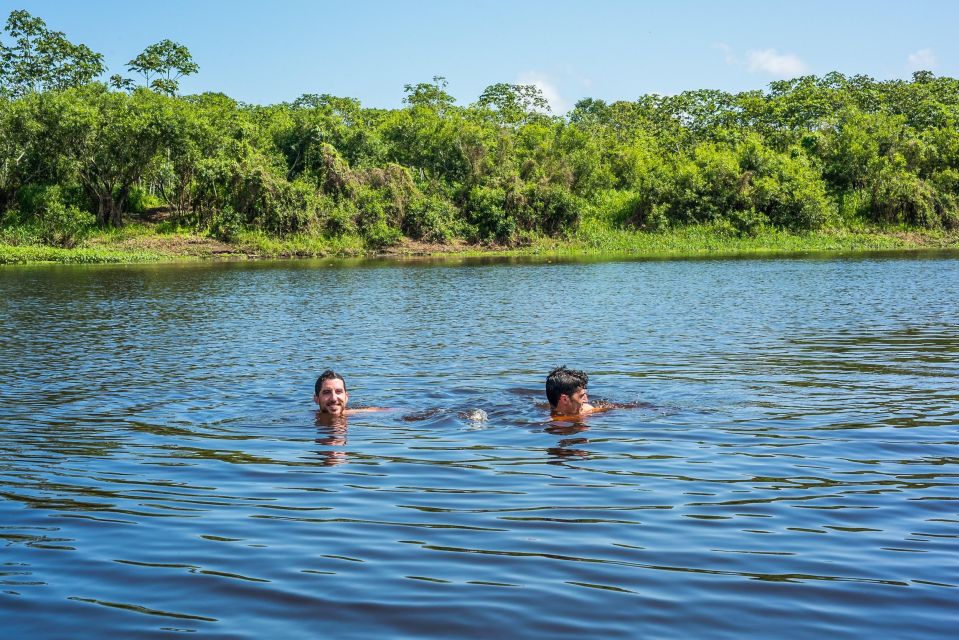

[1,221,957,265]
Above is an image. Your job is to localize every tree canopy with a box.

[2,8,959,250]
[0,9,104,97]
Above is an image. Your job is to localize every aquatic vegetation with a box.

[0,243,165,264]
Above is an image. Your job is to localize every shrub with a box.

[739,140,833,230]
[363,219,402,249]
[126,185,165,215]
[628,138,833,232]
[323,199,358,236]
[521,182,583,235]
[210,205,244,241]
[465,185,513,241]
[15,185,95,247]
[405,193,460,243]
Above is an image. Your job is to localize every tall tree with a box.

[0,10,104,98]
[477,83,550,125]
[114,39,198,96]
[403,76,455,113]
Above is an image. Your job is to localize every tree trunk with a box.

[96,194,111,227]
[94,192,125,227]
[111,185,129,227]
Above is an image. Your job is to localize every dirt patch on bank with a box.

[889,230,958,246]
[379,238,474,256]
[87,233,241,257]
[87,232,498,261]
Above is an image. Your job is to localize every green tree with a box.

[476,83,550,125]
[403,76,455,113]
[35,86,172,226]
[0,10,104,98]
[114,39,199,96]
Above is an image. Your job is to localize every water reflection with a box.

[545,421,592,461]
[314,412,349,466]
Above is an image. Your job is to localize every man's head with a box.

[314,370,349,416]
[546,366,589,415]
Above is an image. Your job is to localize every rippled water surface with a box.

[1,253,957,638]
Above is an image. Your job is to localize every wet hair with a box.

[545,366,588,407]
[315,370,346,395]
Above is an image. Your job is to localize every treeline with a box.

[3,10,959,249]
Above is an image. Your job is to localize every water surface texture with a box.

[1,254,957,638]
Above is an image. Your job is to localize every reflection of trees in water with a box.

[315,413,348,466]
[545,421,591,461]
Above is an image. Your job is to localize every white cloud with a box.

[745,48,809,77]
[714,42,738,65]
[907,48,937,70]
[517,72,566,114]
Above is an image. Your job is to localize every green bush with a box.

[209,205,244,241]
[254,177,319,236]
[930,169,959,228]
[628,138,832,232]
[863,158,956,228]
[323,199,358,236]
[726,208,770,236]
[630,149,741,228]
[466,185,513,241]
[0,219,42,245]
[363,219,402,249]
[43,204,96,247]
[14,185,95,247]
[739,140,834,230]
[126,185,165,214]
[404,193,460,242]
[521,182,583,235]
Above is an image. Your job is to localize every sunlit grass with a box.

[2,221,956,265]
[448,223,958,259]
[0,243,165,264]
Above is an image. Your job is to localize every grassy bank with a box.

[2,221,957,265]
[532,221,959,256]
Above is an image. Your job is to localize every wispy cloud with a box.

[907,48,937,70]
[714,42,738,65]
[717,44,809,78]
[517,72,565,114]
[745,49,809,77]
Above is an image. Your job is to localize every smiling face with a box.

[315,378,349,416]
[557,386,589,415]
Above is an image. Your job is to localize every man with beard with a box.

[313,370,386,417]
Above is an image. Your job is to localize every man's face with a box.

[560,386,588,414]
[315,378,349,415]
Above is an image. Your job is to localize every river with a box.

[1,252,957,638]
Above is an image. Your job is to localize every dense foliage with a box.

[3,10,959,250]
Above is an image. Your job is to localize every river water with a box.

[1,252,957,638]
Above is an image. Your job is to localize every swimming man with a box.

[314,370,386,417]
[545,366,608,418]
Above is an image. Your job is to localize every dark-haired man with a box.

[314,370,386,417]
[545,366,606,417]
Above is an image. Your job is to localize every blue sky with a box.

[3,0,957,112]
